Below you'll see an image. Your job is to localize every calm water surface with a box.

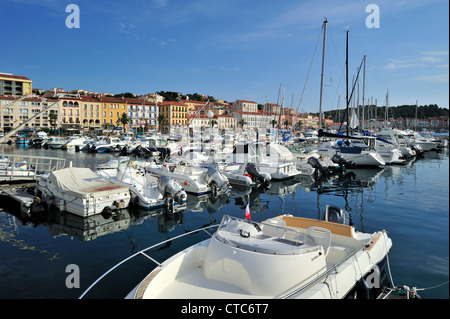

[0,144,448,299]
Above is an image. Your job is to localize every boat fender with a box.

[101,206,113,219]
[356,277,371,299]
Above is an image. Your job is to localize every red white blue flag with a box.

[245,195,251,220]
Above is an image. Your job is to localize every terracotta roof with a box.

[80,96,100,102]
[235,99,257,104]
[0,73,31,81]
[100,96,127,103]
[160,101,187,106]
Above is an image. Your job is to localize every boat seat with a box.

[305,226,331,256]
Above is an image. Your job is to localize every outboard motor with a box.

[245,162,271,185]
[323,206,352,226]
[89,144,97,153]
[410,144,424,157]
[307,157,328,175]
[204,167,229,194]
[331,154,346,166]
[157,175,187,205]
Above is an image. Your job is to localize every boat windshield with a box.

[214,215,307,255]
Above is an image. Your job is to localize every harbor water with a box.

[0,144,448,299]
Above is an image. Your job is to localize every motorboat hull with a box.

[36,167,131,217]
[125,214,392,299]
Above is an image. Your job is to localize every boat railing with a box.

[280,242,367,299]
[0,153,66,181]
[79,223,219,299]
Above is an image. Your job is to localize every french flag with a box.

[245,195,251,221]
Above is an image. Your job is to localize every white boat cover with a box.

[48,167,128,194]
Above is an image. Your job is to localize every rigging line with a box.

[415,280,449,291]
[293,23,324,124]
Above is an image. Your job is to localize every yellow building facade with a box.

[0,73,32,96]
[159,102,188,132]
[99,96,128,129]
[81,96,102,130]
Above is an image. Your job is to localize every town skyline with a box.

[0,0,448,113]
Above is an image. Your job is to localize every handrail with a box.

[1,154,66,181]
[280,242,367,299]
[79,223,219,299]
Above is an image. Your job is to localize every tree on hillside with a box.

[114,92,135,98]
[157,91,180,101]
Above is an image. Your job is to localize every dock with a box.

[0,153,66,183]
[0,182,36,214]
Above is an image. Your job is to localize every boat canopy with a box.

[47,167,125,194]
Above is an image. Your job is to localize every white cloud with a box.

[416,74,449,83]
[153,0,169,8]
[422,51,449,56]
[421,56,442,63]
[384,58,424,70]
[119,23,138,35]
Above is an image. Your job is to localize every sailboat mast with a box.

[415,100,418,131]
[362,55,366,131]
[318,18,327,130]
[345,30,349,136]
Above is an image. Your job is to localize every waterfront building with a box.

[81,96,102,132]
[189,114,214,131]
[216,114,236,130]
[232,110,276,130]
[263,103,281,115]
[125,98,158,132]
[0,95,58,132]
[0,73,32,96]
[158,101,188,133]
[59,97,82,130]
[99,96,128,131]
[232,100,258,113]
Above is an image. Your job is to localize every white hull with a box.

[125,214,392,299]
[146,162,229,196]
[37,167,130,217]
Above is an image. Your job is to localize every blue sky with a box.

[1,0,448,113]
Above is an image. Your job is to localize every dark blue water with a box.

[0,144,448,299]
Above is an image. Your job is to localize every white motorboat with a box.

[203,161,272,188]
[349,137,405,165]
[35,166,131,217]
[315,138,386,167]
[85,137,127,153]
[96,164,187,211]
[62,136,89,151]
[44,137,66,149]
[145,160,230,196]
[81,205,394,299]
[374,129,416,158]
[226,142,303,180]
[404,131,440,152]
